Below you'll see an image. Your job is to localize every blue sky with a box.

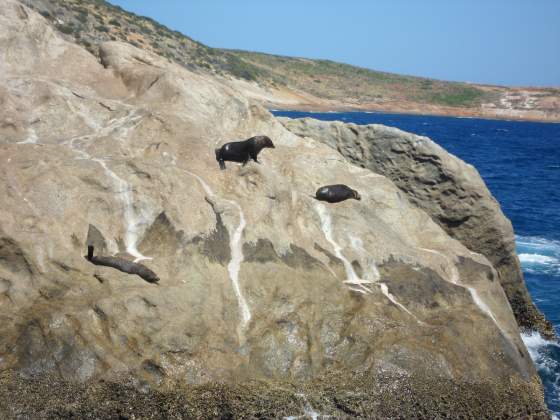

[107,1,560,87]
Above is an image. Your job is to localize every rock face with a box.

[280,117,555,339]
[0,1,549,417]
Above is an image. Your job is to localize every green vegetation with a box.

[56,23,75,35]
[223,54,264,81]
[426,85,485,107]
[33,0,547,113]
[226,49,491,106]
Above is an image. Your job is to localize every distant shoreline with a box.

[268,103,560,124]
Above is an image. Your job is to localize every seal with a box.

[315,184,361,203]
[215,135,275,170]
[85,245,159,283]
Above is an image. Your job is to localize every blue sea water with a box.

[273,110,560,415]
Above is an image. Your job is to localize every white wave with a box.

[521,331,560,412]
[516,235,560,276]
[521,331,560,418]
[519,253,558,265]
[522,331,560,356]
[516,235,560,255]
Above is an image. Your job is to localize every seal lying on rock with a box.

[215,135,275,170]
[315,184,361,203]
[85,246,159,283]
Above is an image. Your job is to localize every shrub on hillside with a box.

[223,55,263,81]
[56,23,75,35]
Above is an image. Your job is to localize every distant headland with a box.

[25,0,560,123]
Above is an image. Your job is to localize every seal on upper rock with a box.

[215,135,275,170]
[85,245,159,284]
[315,184,361,203]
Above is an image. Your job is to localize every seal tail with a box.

[215,148,226,170]
[87,245,94,261]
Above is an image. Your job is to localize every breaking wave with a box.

[521,332,560,415]
[516,236,560,276]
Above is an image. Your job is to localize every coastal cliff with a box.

[279,117,556,340]
[0,1,551,417]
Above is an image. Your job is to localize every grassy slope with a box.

[229,50,494,107]
[23,0,559,115]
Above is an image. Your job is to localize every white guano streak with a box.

[17,98,149,261]
[314,203,373,294]
[227,201,251,327]
[92,158,151,262]
[350,235,422,322]
[63,109,151,262]
[419,247,503,332]
[17,127,38,144]
[315,205,422,322]
[185,169,252,328]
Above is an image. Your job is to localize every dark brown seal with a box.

[85,246,159,283]
[215,135,275,170]
[315,184,361,203]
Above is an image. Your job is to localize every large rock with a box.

[279,117,555,339]
[0,1,549,416]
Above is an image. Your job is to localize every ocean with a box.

[273,110,560,415]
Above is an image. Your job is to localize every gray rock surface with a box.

[279,117,555,339]
[0,0,549,416]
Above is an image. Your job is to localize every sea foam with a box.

[521,331,560,415]
[516,235,560,276]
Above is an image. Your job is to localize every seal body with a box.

[86,246,159,283]
[215,135,275,170]
[315,184,361,203]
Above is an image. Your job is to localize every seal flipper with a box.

[250,152,260,164]
[87,245,94,261]
[215,148,226,170]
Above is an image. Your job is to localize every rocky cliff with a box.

[0,1,551,417]
[279,117,555,340]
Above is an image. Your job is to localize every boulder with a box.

[0,1,549,416]
[279,117,555,339]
